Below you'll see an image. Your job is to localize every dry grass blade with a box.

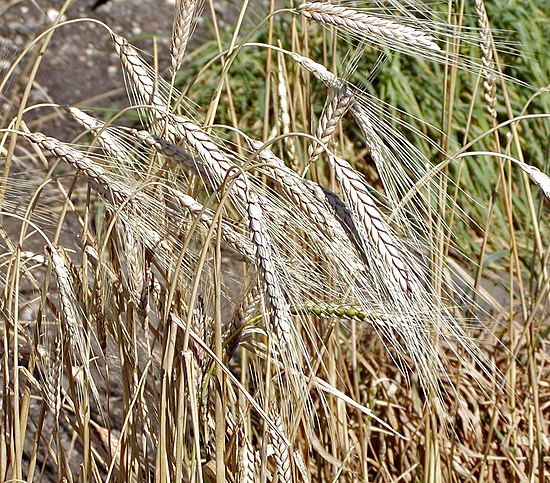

[297,2,440,52]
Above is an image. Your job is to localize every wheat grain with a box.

[297,2,440,52]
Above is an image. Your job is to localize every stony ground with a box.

[1,0,242,137]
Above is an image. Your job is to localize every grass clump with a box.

[0,0,548,481]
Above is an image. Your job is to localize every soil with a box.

[0,0,242,138]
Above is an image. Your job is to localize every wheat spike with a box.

[248,139,341,237]
[27,132,133,206]
[168,115,251,205]
[65,106,131,164]
[224,283,261,359]
[309,84,354,163]
[246,190,293,345]
[170,0,200,74]
[111,32,165,111]
[328,153,415,294]
[270,409,292,483]
[297,2,440,52]
[474,0,497,118]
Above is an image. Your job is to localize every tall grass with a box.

[0,0,548,481]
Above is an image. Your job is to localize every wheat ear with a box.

[170,0,200,75]
[475,0,497,118]
[329,153,415,293]
[246,190,294,346]
[224,283,261,359]
[309,84,354,163]
[168,115,251,204]
[27,132,133,206]
[247,139,341,237]
[310,87,415,293]
[270,409,292,483]
[65,106,130,164]
[297,2,440,52]
[110,32,165,110]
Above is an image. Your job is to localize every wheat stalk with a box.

[297,2,440,52]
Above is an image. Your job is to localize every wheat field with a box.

[0,0,549,481]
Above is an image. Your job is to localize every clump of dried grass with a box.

[0,0,548,481]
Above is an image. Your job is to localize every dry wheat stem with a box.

[298,2,440,52]
[170,0,200,74]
